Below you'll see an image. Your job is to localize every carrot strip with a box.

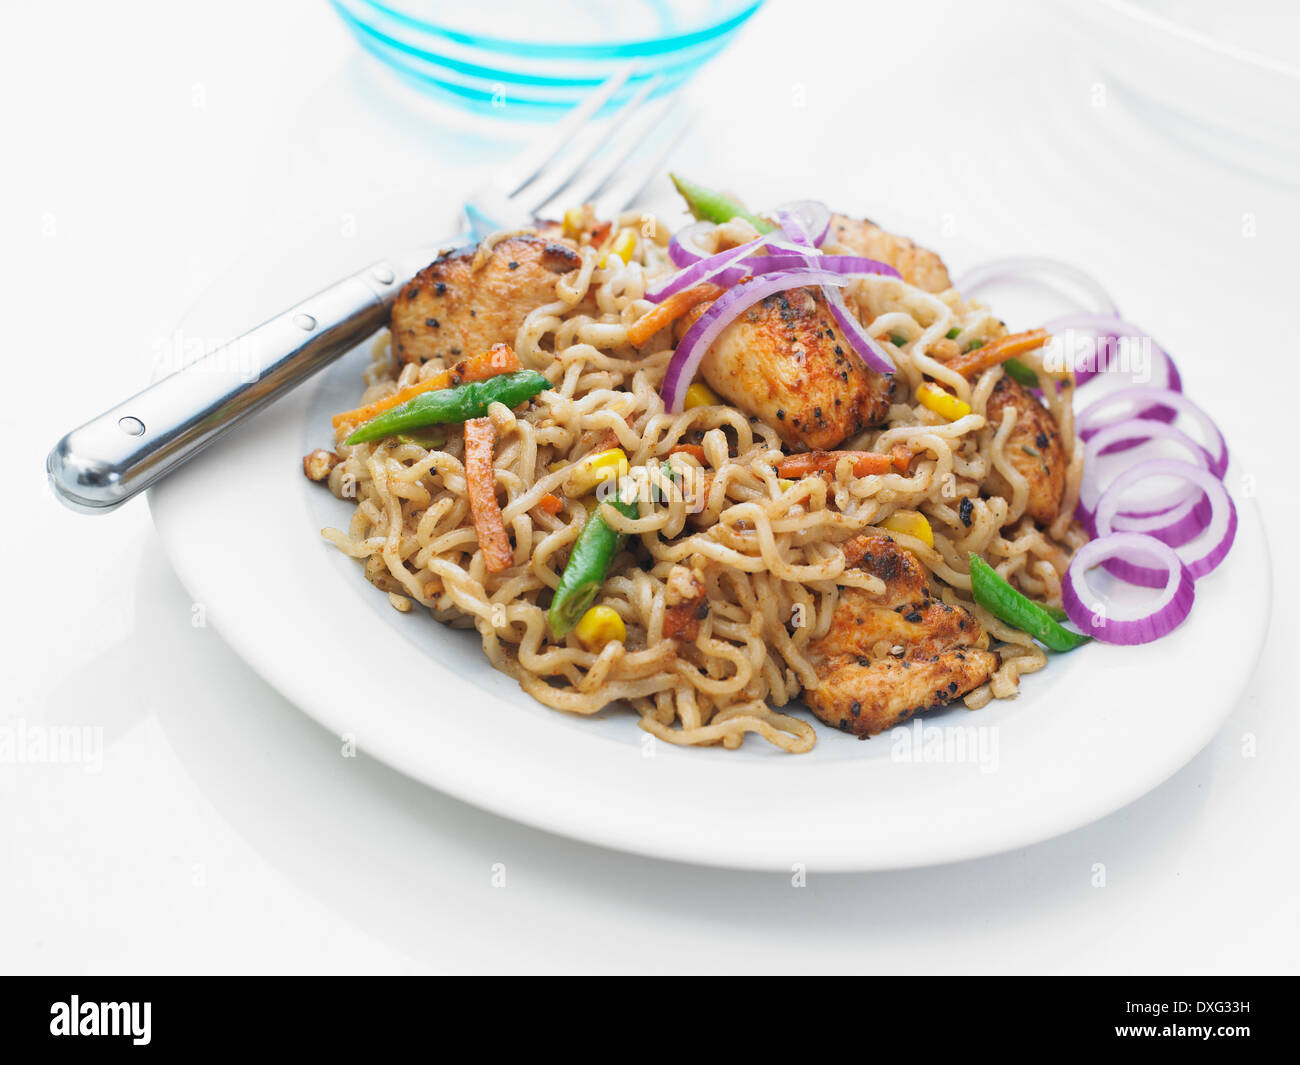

[626,283,726,347]
[332,343,520,439]
[537,493,564,516]
[669,443,708,463]
[890,444,914,472]
[463,417,514,573]
[948,329,1050,378]
[776,451,896,479]
[583,427,622,455]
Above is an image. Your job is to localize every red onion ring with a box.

[667,201,831,271]
[656,239,847,304]
[1078,418,1216,533]
[955,257,1119,316]
[1041,313,1176,391]
[1042,316,1183,431]
[772,200,832,246]
[1093,460,1237,586]
[1062,533,1195,645]
[743,254,901,279]
[825,286,896,374]
[668,221,717,268]
[1077,387,1228,476]
[661,269,851,412]
[648,234,771,302]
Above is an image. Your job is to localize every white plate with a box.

[148,190,1272,871]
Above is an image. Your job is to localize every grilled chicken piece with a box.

[827,214,952,293]
[803,536,998,737]
[677,286,894,450]
[984,377,1066,525]
[391,235,581,365]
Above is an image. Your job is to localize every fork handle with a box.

[47,260,409,513]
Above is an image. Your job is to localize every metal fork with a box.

[48,69,690,513]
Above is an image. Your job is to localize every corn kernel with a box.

[916,381,972,420]
[599,229,637,267]
[573,604,626,650]
[566,448,628,496]
[778,478,796,491]
[684,381,721,409]
[563,206,588,240]
[613,229,638,262]
[880,510,934,548]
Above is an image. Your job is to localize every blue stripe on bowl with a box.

[350,0,762,60]
[353,28,727,116]
[335,0,741,115]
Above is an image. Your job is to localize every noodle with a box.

[319,212,1085,753]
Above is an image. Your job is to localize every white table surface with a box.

[4,0,1297,974]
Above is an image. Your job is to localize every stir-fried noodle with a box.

[319,212,1086,752]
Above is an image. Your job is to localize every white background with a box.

[3,0,1297,973]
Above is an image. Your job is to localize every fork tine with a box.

[591,102,694,220]
[513,74,664,219]
[494,65,635,198]
[530,93,689,223]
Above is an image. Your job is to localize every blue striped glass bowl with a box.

[330,0,764,117]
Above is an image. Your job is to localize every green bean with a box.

[669,174,774,233]
[968,553,1089,652]
[344,370,549,445]
[548,493,639,638]
[1002,358,1040,388]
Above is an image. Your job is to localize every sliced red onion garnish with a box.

[1040,313,1170,390]
[1078,418,1215,521]
[1042,315,1182,430]
[770,212,896,376]
[955,257,1119,316]
[668,221,717,268]
[1093,460,1237,585]
[648,234,770,303]
[743,254,902,280]
[1062,533,1195,645]
[661,269,851,412]
[1087,491,1215,549]
[772,200,831,246]
[825,286,896,374]
[771,207,813,246]
[1076,387,1228,476]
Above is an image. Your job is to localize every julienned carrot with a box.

[948,329,1050,378]
[463,417,514,573]
[537,493,564,516]
[669,443,708,463]
[890,444,914,472]
[776,450,898,479]
[333,343,520,439]
[626,283,726,347]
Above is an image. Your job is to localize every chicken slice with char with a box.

[677,286,895,450]
[983,376,1066,525]
[667,216,956,448]
[391,235,581,365]
[803,536,998,737]
[826,214,953,293]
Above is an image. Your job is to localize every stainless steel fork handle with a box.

[47,259,409,513]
